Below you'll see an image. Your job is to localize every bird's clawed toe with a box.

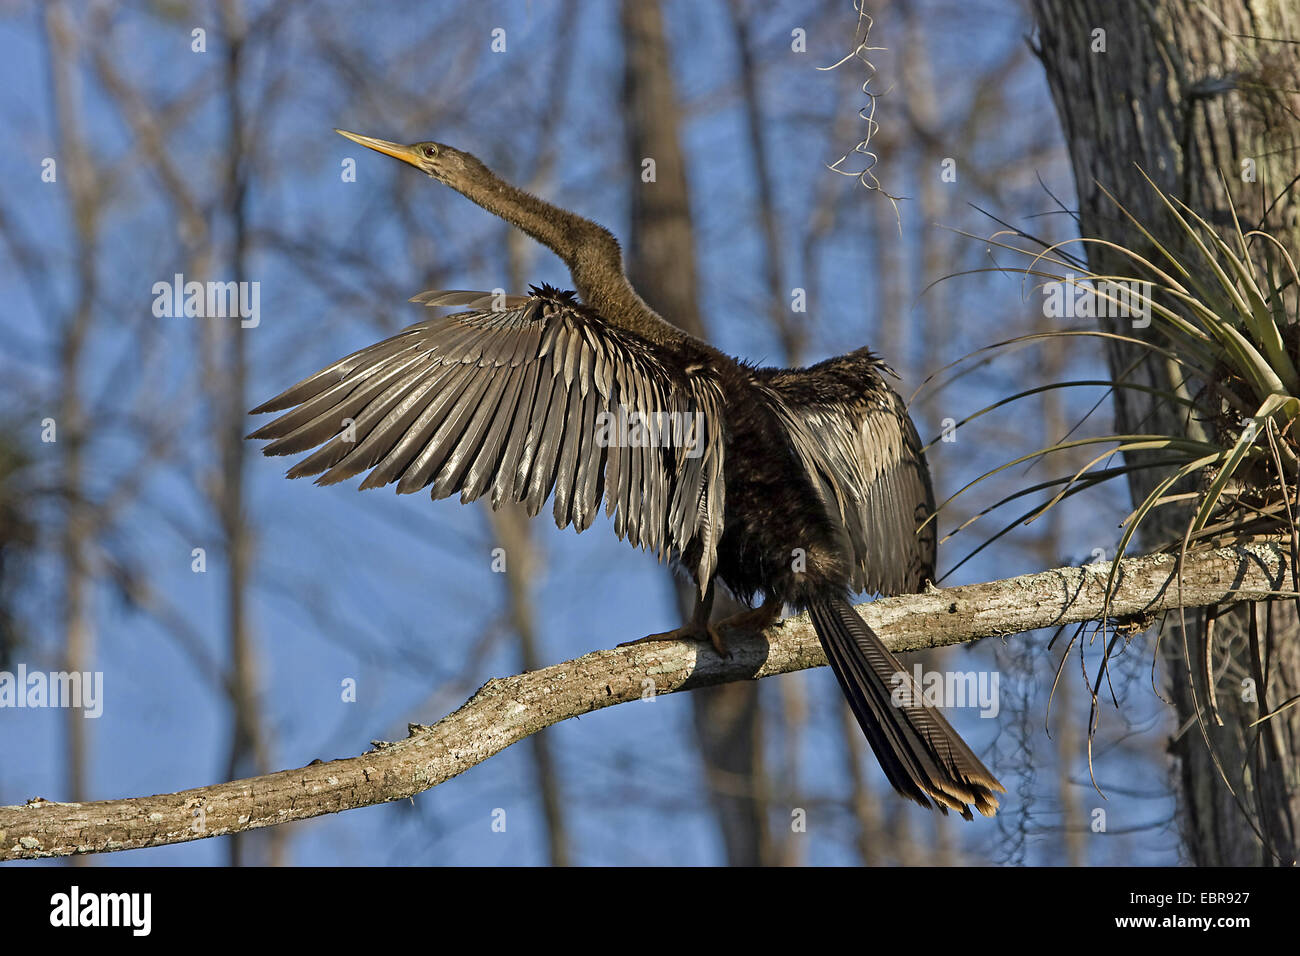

[716,599,784,638]
[619,622,729,659]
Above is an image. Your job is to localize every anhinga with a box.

[249,129,1004,818]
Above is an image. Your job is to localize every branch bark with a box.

[1,542,1293,861]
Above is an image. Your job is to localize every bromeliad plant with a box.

[932,171,1300,588]
[922,173,1300,810]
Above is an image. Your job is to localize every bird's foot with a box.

[619,621,729,659]
[716,599,783,637]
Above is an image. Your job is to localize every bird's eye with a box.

[422,145,438,158]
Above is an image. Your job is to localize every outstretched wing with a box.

[248,288,726,593]
[760,355,935,596]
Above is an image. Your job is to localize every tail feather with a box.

[809,595,1004,819]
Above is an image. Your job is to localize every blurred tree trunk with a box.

[1036,321,1086,866]
[1032,0,1300,865]
[496,204,572,866]
[487,4,578,865]
[216,0,280,867]
[621,0,771,866]
[486,505,570,865]
[43,3,97,847]
[726,0,804,865]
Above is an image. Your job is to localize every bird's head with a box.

[335,129,481,185]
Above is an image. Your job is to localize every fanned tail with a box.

[808,595,1004,819]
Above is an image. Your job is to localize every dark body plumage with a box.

[251,131,1003,819]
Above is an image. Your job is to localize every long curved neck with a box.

[450,162,689,346]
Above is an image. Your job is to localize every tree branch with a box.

[1,542,1293,860]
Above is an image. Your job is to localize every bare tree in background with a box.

[41,3,97,842]
[491,78,580,862]
[209,0,283,867]
[621,0,774,866]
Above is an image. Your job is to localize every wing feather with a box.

[250,289,726,591]
[760,367,935,595]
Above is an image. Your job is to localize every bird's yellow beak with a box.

[335,129,423,169]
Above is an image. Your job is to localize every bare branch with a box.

[0,542,1292,861]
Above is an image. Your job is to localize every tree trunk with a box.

[620,0,771,866]
[1031,0,1300,865]
[44,2,98,867]
[216,0,280,867]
